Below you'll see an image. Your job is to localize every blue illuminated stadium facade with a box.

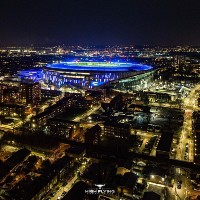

[19,69,42,82]
[43,61,152,89]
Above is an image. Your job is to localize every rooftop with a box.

[157,132,173,153]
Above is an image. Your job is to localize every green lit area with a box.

[66,61,133,67]
[47,61,152,72]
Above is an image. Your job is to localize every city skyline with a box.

[0,51,200,199]
[0,1,200,199]
[0,0,200,46]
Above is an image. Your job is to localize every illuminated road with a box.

[138,137,151,153]
[52,158,92,200]
[176,110,193,161]
[176,84,200,162]
[133,130,158,156]
[147,182,175,200]
[173,168,198,200]
[73,104,101,122]
[2,144,46,160]
[1,144,19,152]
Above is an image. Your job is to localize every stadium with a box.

[43,61,153,89]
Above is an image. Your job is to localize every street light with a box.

[12,122,15,134]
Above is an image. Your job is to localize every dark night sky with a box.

[0,0,200,46]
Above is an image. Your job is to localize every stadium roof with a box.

[46,61,152,72]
